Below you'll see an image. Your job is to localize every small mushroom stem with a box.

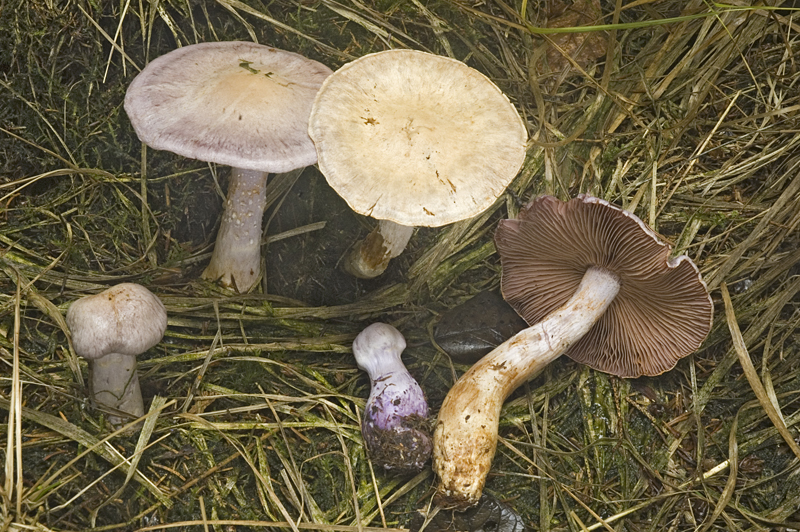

[345,219,414,278]
[90,353,144,427]
[433,266,620,508]
[354,323,432,471]
[202,167,268,292]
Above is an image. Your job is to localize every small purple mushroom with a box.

[352,323,432,472]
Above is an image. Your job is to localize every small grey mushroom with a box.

[66,283,167,428]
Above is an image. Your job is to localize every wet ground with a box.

[410,493,528,532]
[265,167,418,306]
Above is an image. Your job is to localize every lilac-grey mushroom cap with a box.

[124,41,333,173]
[353,323,432,472]
[67,283,167,361]
[495,194,713,378]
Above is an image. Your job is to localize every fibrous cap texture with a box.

[308,49,528,227]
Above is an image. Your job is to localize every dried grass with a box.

[1,0,799,530]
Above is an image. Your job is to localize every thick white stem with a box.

[433,267,620,507]
[90,353,144,428]
[202,167,268,292]
[345,220,414,278]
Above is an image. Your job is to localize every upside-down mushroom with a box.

[433,194,713,507]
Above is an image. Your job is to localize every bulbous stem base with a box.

[353,323,432,471]
[345,220,414,278]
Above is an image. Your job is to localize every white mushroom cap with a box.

[352,322,408,377]
[308,49,528,227]
[124,41,333,173]
[67,283,167,361]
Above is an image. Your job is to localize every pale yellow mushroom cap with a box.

[308,49,528,227]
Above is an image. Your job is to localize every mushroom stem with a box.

[90,352,144,427]
[346,219,414,278]
[354,323,432,471]
[433,266,620,508]
[202,167,268,292]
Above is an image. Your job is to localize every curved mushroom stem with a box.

[202,167,268,292]
[345,219,414,279]
[90,352,144,428]
[432,266,620,508]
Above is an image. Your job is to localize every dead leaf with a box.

[536,0,608,77]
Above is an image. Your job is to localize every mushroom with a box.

[66,283,167,428]
[308,49,528,278]
[353,323,432,472]
[432,194,714,507]
[125,41,333,292]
